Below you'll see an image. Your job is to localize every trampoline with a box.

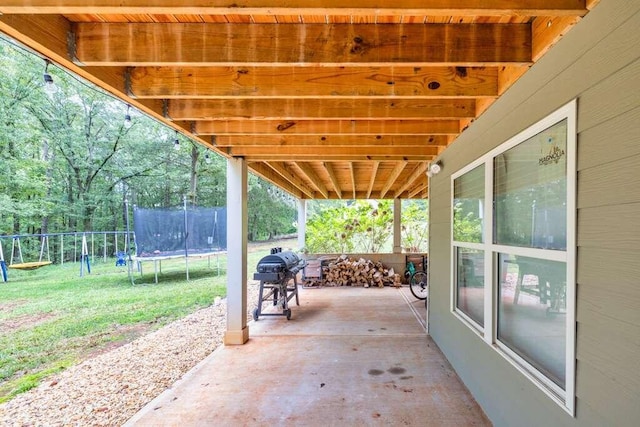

[131,205,227,283]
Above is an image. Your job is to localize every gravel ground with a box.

[0,282,261,426]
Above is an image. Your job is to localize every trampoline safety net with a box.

[133,207,227,258]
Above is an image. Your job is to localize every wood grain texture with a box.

[214,135,448,147]
[194,119,461,135]
[168,98,476,120]
[0,0,588,16]
[72,23,532,66]
[128,66,499,98]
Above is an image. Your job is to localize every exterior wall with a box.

[428,1,640,426]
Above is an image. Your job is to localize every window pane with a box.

[456,247,484,326]
[498,254,567,388]
[454,164,485,243]
[494,120,567,250]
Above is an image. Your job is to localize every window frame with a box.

[450,100,577,415]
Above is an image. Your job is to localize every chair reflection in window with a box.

[511,257,566,315]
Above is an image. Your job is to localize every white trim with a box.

[449,99,577,416]
[452,241,485,251]
[491,244,567,262]
[483,160,494,346]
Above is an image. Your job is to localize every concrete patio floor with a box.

[125,286,490,426]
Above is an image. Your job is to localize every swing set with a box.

[0,231,129,282]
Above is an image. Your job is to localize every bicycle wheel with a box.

[410,271,428,300]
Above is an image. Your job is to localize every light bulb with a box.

[205,153,211,164]
[43,72,57,94]
[123,114,132,128]
[173,139,180,150]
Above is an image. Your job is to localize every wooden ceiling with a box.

[0,1,595,200]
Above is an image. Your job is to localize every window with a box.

[453,164,485,328]
[450,101,576,414]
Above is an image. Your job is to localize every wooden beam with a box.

[408,182,428,199]
[194,119,461,135]
[227,145,438,158]
[168,99,476,120]
[215,135,449,147]
[0,1,588,16]
[349,163,356,199]
[263,162,315,199]
[128,66,498,99]
[295,162,329,199]
[242,154,434,161]
[532,15,582,62]
[71,23,532,66]
[323,162,342,200]
[380,161,407,198]
[249,163,305,199]
[367,161,379,199]
[394,163,428,198]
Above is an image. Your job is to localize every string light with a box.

[173,131,181,151]
[204,152,211,164]
[123,104,132,128]
[43,60,57,94]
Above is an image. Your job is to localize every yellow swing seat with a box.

[9,261,52,270]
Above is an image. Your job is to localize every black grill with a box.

[252,249,306,320]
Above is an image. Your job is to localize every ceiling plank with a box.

[72,23,532,66]
[168,99,476,120]
[249,163,305,199]
[215,135,449,147]
[394,163,428,198]
[194,119,461,135]
[228,145,438,158]
[367,161,380,199]
[0,1,588,16]
[128,66,499,98]
[295,162,329,199]
[380,161,408,198]
[323,162,342,199]
[263,162,315,199]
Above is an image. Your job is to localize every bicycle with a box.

[405,256,428,300]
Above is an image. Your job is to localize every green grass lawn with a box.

[0,239,295,403]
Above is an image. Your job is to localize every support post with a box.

[393,198,402,254]
[224,157,249,345]
[297,199,306,252]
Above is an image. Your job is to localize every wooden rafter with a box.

[263,162,315,199]
[367,161,379,199]
[349,163,356,199]
[249,163,305,199]
[167,99,476,121]
[72,23,532,66]
[192,119,461,136]
[394,163,429,198]
[214,135,449,147]
[0,1,588,16]
[323,162,342,200]
[227,145,438,159]
[128,66,499,99]
[295,162,329,199]
[380,161,407,199]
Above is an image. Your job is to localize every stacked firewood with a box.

[323,255,402,288]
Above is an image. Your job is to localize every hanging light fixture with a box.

[123,104,132,128]
[43,60,57,94]
[173,131,181,150]
[204,152,212,164]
